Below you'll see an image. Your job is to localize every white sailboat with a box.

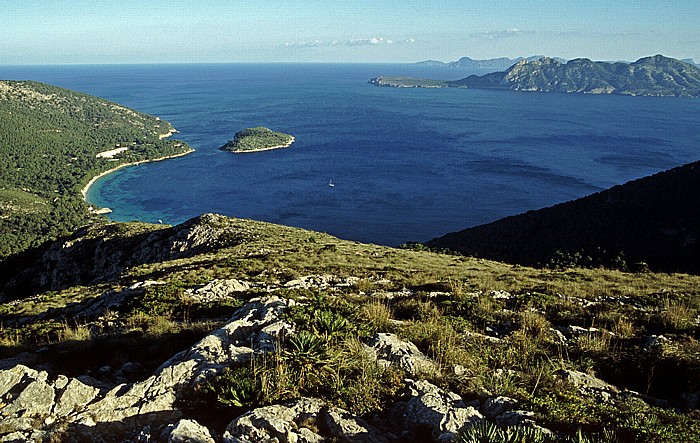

[328,179,335,187]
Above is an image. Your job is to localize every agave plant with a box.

[314,310,349,337]
[284,330,334,387]
[460,421,554,443]
[210,366,262,408]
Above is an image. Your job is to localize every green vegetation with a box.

[219,126,294,153]
[460,422,555,443]
[1,77,699,440]
[190,293,404,417]
[1,215,699,440]
[0,80,191,258]
[451,55,700,97]
[428,159,700,274]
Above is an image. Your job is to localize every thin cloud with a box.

[469,29,643,41]
[470,28,526,40]
[283,37,415,48]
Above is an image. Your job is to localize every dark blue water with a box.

[3,63,700,245]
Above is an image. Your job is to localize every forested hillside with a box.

[0,80,191,257]
[427,160,700,274]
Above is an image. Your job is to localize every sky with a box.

[1,0,699,64]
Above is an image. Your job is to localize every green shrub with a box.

[460,421,554,443]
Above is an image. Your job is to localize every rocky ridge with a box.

[0,289,543,442]
[374,55,700,97]
[0,213,247,300]
[1,272,694,441]
[1,214,699,441]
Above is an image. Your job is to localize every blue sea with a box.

[3,63,700,245]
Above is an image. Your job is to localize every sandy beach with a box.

[81,148,194,201]
[233,136,295,154]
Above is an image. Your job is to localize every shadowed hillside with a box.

[428,161,700,273]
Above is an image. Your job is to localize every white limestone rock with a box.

[364,333,438,377]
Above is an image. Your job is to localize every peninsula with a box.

[371,55,700,97]
[219,126,294,153]
[0,80,192,258]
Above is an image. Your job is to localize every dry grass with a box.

[576,332,613,355]
[56,321,92,342]
[519,310,551,342]
[612,317,635,339]
[659,298,698,331]
[358,299,394,331]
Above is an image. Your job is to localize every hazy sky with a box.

[2,0,699,64]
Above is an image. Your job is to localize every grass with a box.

[0,215,699,440]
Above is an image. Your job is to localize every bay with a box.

[2,63,699,245]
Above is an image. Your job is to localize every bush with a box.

[460,421,554,443]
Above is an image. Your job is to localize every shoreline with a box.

[233,136,295,154]
[81,148,195,201]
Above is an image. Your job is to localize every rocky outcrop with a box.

[221,381,487,443]
[557,369,619,402]
[0,285,560,442]
[187,279,251,303]
[0,296,295,442]
[364,333,438,377]
[399,380,483,443]
[0,214,246,300]
[162,419,216,443]
[223,398,388,443]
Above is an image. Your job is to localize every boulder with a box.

[161,419,216,443]
[480,396,518,419]
[557,369,618,402]
[224,398,325,443]
[0,365,40,398]
[187,279,251,303]
[320,407,389,443]
[401,380,484,442]
[2,379,55,418]
[493,410,536,427]
[223,398,387,443]
[53,378,100,417]
[364,333,438,377]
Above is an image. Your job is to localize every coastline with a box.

[81,148,195,201]
[233,136,295,154]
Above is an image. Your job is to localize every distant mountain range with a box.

[427,160,700,274]
[373,55,700,98]
[416,55,567,70]
[418,56,699,70]
[451,55,700,97]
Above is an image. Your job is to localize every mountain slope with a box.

[448,55,567,70]
[0,213,699,441]
[451,55,700,97]
[428,160,700,273]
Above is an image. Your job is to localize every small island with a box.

[219,126,295,153]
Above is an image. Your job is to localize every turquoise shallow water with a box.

[3,63,700,245]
